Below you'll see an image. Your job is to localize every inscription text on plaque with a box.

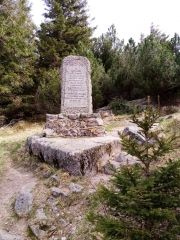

[61,56,92,114]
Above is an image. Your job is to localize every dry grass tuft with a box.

[0,120,44,174]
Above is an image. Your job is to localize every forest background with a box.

[1,0,180,122]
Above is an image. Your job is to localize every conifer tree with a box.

[0,0,37,118]
[137,27,178,97]
[91,24,122,73]
[88,97,180,240]
[37,0,94,68]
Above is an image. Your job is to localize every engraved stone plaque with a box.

[61,56,92,114]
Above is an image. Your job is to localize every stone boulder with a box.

[122,127,145,144]
[14,182,36,216]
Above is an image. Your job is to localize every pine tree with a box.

[0,0,37,118]
[137,26,178,97]
[37,0,94,68]
[88,97,180,240]
[91,24,122,73]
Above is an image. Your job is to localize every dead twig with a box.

[0,118,22,130]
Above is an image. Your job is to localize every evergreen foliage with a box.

[37,0,94,68]
[99,25,179,102]
[91,24,123,73]
[109,37,139,100]
[0,0,37,118]
[170,33,180,66]
[87,97,180,240]
[72,41,109,109]
[137,26,178,97]
[35,68,60,113]
[90,25,123,104]
[169,33,180,96]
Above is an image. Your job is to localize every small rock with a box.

[15,192,33,216]
[80,113,100,118]
[59,219,68,227]
[35,208,47,221]
[44,128,56,136]
[50,175,60,184]
[68,114,80,120]
[47,196,56,203]
[97,106,114,119]
[52,206,58,213]
[43,171,52,178]
[49,226,56,231]
[115,151,139,165]
[87,118,103,127]
[69,183,83,192]
[29,225,46,239]
[14,182,36,216]
[21,182,36,193]
[51,187,67,197]
[103,161,120,175]
[58,113,65,119]
[95,126,105,135]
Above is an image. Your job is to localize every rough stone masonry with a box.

[26,56,121,176]
[44,55,105,137]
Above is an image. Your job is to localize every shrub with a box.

[110,98,144,115]
[87,97,180,240]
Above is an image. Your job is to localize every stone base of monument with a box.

[25,133,121,176]
[44,113,105,137]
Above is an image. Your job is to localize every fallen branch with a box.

[0,118,22,130]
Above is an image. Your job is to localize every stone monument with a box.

[44,55,105,137]
[25,56,121,176]
[61,55,92,114]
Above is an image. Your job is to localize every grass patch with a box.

[11,143,21,154]
[104,114,131,132]
[0,141,9,175]
[0,120,44,173]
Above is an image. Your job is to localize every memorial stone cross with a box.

[60,55,93,115]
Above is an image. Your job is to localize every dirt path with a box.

[0,158,37,238]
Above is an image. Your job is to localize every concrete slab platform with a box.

[25,134,121,176]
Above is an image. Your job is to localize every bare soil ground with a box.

[0,160,37,237]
